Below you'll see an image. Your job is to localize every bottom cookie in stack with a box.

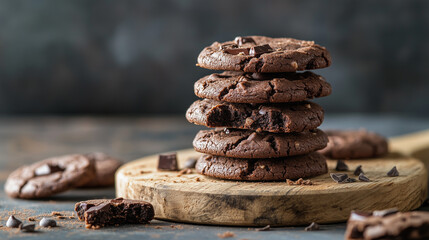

[193,128,329,181]
[195,152,327,181]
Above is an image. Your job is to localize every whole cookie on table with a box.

[195,71,332,103]
[196,152,327,181]
[318,129,388,159]
[193,128,328,158]
[197,36,331,72]
[5,154,96,199]
[79,152,122,188]
[186,99,324,133]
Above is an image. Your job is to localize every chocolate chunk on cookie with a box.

[195,152,327,181]
[345,210,429,240]
[318,129,388,159]
[195,71,332,103]
[5,154,96,199]
[197,36,331,72]
[193,128,327,158]
[75,198,154,229]
[79,152,122,188]
[186,99,323,133]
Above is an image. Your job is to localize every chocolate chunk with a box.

[224,47,250,55]
[358,173,370,182]
[20,223,36,232]
[183,158,197,169]
[34,164,64,176]
[6,215,22,228]
[335,160,349,171]
[249,44,273,56]
[75,198,154,228]
[304,222,320,231]
[330,173,349,183]
[353,165,364,176]
[345,178,357,183]
[255,225,270,231]
[234,36,256,46]
[39,217,57,227]
[158,153,178,171]
[387,166,399,177]
[372,208,398,217]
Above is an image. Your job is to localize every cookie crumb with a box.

[217,231,236,238]
[28,217,36,221]
[195,177,201,182]
[51,211,62,216]
[286,178,313,185]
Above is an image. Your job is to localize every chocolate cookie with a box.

[5,154,96,199]
[186,99,324,133]
[79,152,122,188]
[345,210,429,240]
[75,198,154,228]
[194,71,332,103]
[193,128,328,158]
[195,152,327,181]
[318,129,388,159]
[197,36,331,72]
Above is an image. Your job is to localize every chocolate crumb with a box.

[51,211,62,216]
[305,222,320,231]
[178,168,192,175]
[354,165,364,176]
[28,217,36,221]
[335,160,349,171]
[387,166,399,177]
[57,216,66,219]
[256,225,270,231]
[358,173,370,182]
[217,231,236,238]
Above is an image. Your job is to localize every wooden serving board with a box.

[116,130,429,226]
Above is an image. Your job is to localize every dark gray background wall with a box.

[0,0,428,115]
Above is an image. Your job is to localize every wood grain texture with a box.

[116,149,427,226]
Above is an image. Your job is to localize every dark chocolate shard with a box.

[20,223,36,232]
[358,173,370,182]
[387,166,399,177]
[183,158,197,169]
[330,173,349,183]
[224,47,250,55]
[234,36,256,46]
[305,222,320,231]
[158,153,178,171]
[6,215,22,228]
[354,165,364,176]
[255,225,270,231]
[372,208,398,217]
[249,44,273,56]
[335,160,349,171]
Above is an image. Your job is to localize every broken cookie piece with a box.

[345,210,429,240]
[75,197,154,229]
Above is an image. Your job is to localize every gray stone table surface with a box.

[0,115,428,240]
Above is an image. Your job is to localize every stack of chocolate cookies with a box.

[186,36,332,181]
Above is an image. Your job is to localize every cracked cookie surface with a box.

[193,128,328,158]
[195,71,331,103]
[197,36,331,72]
[195,152,327,181]
[186,99,324,133]
[5,154,96,199]
[318,129,388,159]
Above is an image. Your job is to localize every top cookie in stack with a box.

[186,36,332,181]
